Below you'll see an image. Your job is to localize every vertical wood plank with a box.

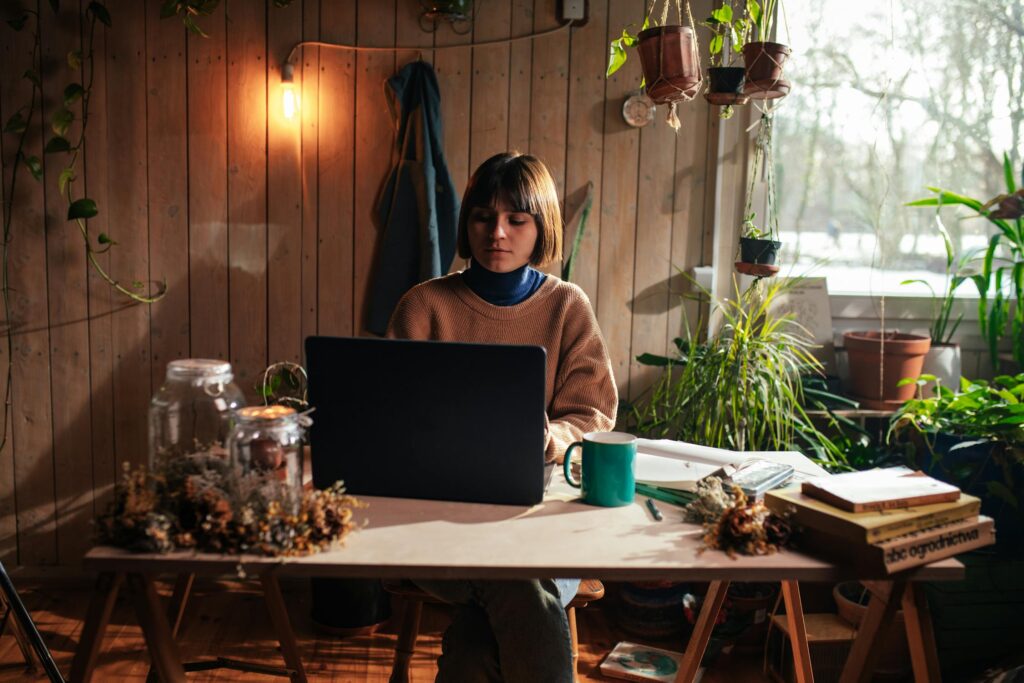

[226,0,268,398]
[107,0,152,472]
[353,0,396,335]
[507,0,533,153]
[3,4,57,566]
[597,0,643,397]
[564,0,608,303]
[396,0,433,67]
[668,0,715,347]
[468,0,510,171]
[85,0,117,518]
[0,91,13,564]
[629,114,676,399]
[299,0,320,346]
[187,5,229,361]
[432,12,471,274]
[146,5,190,386]
[530,0,570,278]
[317,1,356,337]
[43,1,93,565]
[268,0,304,366]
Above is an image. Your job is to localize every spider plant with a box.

[627,276,846,468]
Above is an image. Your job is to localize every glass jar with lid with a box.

[227,405,307,506]
[149,359,246,467]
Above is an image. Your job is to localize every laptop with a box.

[305,336,548,506]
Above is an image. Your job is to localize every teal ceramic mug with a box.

[563,431,637,507]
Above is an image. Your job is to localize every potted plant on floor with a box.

[701,0,750,117]
[900,212,977,392]
[889,374,1024,556]
[741,0,791,100]
[841,330,931,410]
[607,0,702,128]
[736,112,783,276]
[908,152,1024,372]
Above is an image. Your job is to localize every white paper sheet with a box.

[635,438,830,481]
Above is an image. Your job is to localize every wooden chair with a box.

[382,578,605,683]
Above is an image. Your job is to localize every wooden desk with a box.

[71,477,963,683]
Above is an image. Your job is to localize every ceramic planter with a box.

[920,343,961,394]
[742,41,791,100]
[705,66,749,106]
[843,331,931,409]
[738,237,781,265]
[637,26,701,104]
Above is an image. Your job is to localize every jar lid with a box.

[236,405,297,422]
[167,359,234,382]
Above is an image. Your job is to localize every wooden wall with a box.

[0,0,718,567]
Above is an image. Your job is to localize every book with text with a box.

[800,516,994,573]
[801,468,960,512]
[765,487,981,544]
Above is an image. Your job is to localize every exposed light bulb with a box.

[282,83,298,120]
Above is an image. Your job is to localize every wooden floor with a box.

[0,578,772,681]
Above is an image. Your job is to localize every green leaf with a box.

[3,112,27,134]
[606,40,628,77]
[97,232,117,246]
[68,197,98,220]
[635,353,675,367]
[986,480,1018,508]
[51,107,73,137]
[24,155,43,181]
[709,33,723,55]
[67,50,82,70]
[6,14,28,31]
[711,5,733,23]
[58,167,75,195]
[44,136,71,153]
[183,15,208,37]
[1004,152,1017,194]
[63,83,85,106]
[23,69,41,87]
[88,1,112,27]
[160,0,178,19]
[747,0,762,28]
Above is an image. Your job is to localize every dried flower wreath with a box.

[96,451,364,557]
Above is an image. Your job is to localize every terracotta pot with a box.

[637,26,701,104]
[742,41,791,100]
[843,331,931,408]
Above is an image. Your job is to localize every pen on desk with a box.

[645,497,664,521]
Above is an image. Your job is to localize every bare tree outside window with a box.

[775,0,1024,294]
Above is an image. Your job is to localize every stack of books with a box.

[765,467,995,573]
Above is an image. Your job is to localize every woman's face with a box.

[466,198,539,273]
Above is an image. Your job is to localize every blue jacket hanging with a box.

[367,61,459,335]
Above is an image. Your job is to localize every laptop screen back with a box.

[305,336,547,506]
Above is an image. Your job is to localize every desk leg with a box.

[781,581,814,683]
[675,580,730,683]
[260,573,308,683]
[902,582,941,682]
[145,573,195,683]
[838,580,906,683]
[70,572,123,683]
[127,573,186,683]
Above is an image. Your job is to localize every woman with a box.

[387,152,617,682]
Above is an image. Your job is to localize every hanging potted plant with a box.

[608,0,702,129]
[736,113,782,276]
[701,0,750,117]
[741,0,791,100]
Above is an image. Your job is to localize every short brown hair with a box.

[456,152,563,267]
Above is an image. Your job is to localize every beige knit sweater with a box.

[387,272,618,462]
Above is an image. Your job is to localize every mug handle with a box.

[563,441,583,488]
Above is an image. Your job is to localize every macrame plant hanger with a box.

[645,0,702,130]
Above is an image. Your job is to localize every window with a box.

[774,0,1024,295]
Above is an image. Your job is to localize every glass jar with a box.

[227,405,306,506]
[148,359,246,467]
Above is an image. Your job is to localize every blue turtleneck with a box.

[462,261,547,306]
